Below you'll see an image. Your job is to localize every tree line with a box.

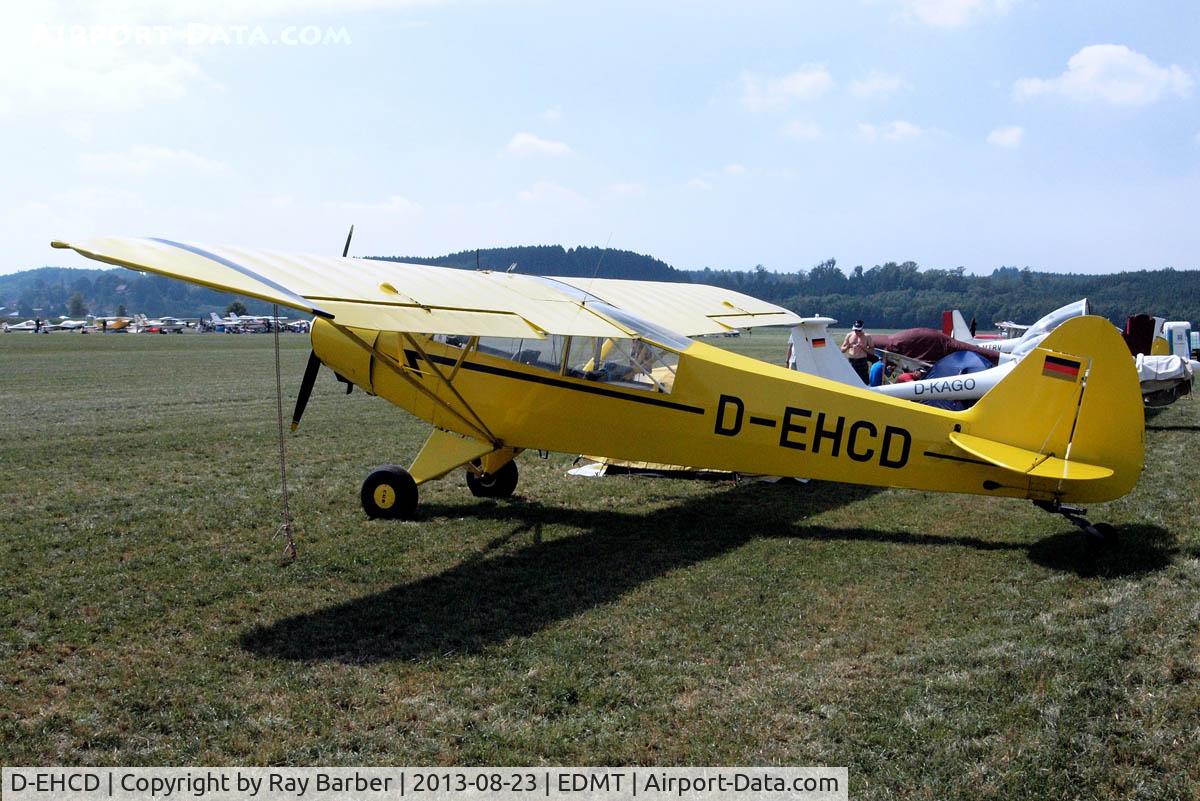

[4,253,1197,328]
[373,244,681,281]
[685,261,1200,328]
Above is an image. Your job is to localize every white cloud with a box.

[739,66,833,112]
[782,120,822,140]
[0,46,212,117]
[0,1,443,118]
[986,125,1023,148]
[889,121,922,138]
[22,1,440,26]
[1015,44,1192,106]
[859,121,922,140]
[685,178,712,191]
[516,181,585,205]
[506,132,572,157]
[899,0,1014,28]
[723,163,748,176]
[0,5,205,118]
[79,145,227,176]
[850,71,906,98]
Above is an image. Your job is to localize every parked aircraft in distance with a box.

[92,316,132,331]
[925,302,1195,408]
[49,318,91,331]
[134,314,187,333]
[206,311,299,333]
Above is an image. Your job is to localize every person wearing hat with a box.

[840,319,874,384]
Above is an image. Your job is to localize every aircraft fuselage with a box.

[311,318,1142,504]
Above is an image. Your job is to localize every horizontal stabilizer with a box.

[948,431,1113,481]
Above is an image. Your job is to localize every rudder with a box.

[964,316,1143,502]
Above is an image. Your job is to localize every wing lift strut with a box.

[323,323,521,520]
[330,322,499,447]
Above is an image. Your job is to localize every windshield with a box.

[533,277,695,351]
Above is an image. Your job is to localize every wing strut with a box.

[400,332,496,442]
[329,322,499,446]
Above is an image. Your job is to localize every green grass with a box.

[1,331,1198,798]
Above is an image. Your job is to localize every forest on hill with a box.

[684,261,1200,328]
[0,267,242,319]
[371,245,682,281]
[3,252,1197,329]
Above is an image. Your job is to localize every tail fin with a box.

[962,316,1143,503]
[949,310,974,342]
[787,319,863,386]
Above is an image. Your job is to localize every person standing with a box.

[841,319,874,384]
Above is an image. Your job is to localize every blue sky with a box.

[2,0,1197,275]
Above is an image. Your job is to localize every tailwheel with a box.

[361,464,418,519]
[466,459,519,498]
[1034,500,1117,546]
[1084,522,1118,544]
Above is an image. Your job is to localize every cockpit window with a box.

[473,335,567,371]
[435,281,692,393]
[565,336,678,392]
[532,277,695,351]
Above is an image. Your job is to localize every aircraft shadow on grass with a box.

[241,482,1181,664]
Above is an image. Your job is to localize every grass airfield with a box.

[1,329,1197,797]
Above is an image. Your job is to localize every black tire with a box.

[466,459,519,498]
[361,464,418,519]
[1091,522,1118,544]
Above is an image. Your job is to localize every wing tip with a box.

[50,240,71,249]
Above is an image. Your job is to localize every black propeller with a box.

[290,224,355,432]
[290,350,323,431]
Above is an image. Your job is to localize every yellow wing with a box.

[52,237,800,339]
[551,276,803,335]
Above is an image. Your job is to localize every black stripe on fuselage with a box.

[922,450,994,468]
[409,350,706,415]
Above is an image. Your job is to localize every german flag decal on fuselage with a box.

[1043,354,1082,381]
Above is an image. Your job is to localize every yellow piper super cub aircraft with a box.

[53,237,1144,540]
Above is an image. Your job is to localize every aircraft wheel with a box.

[361,464,418,519]
[467,459,519,498]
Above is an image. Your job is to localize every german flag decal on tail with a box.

[1043,354,1082,381]
[812,337,826,348]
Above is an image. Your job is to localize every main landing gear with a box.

[359,458,519,519]
[361,464,418,519]
[1034,500,1117,544]
[466,459,519,498]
